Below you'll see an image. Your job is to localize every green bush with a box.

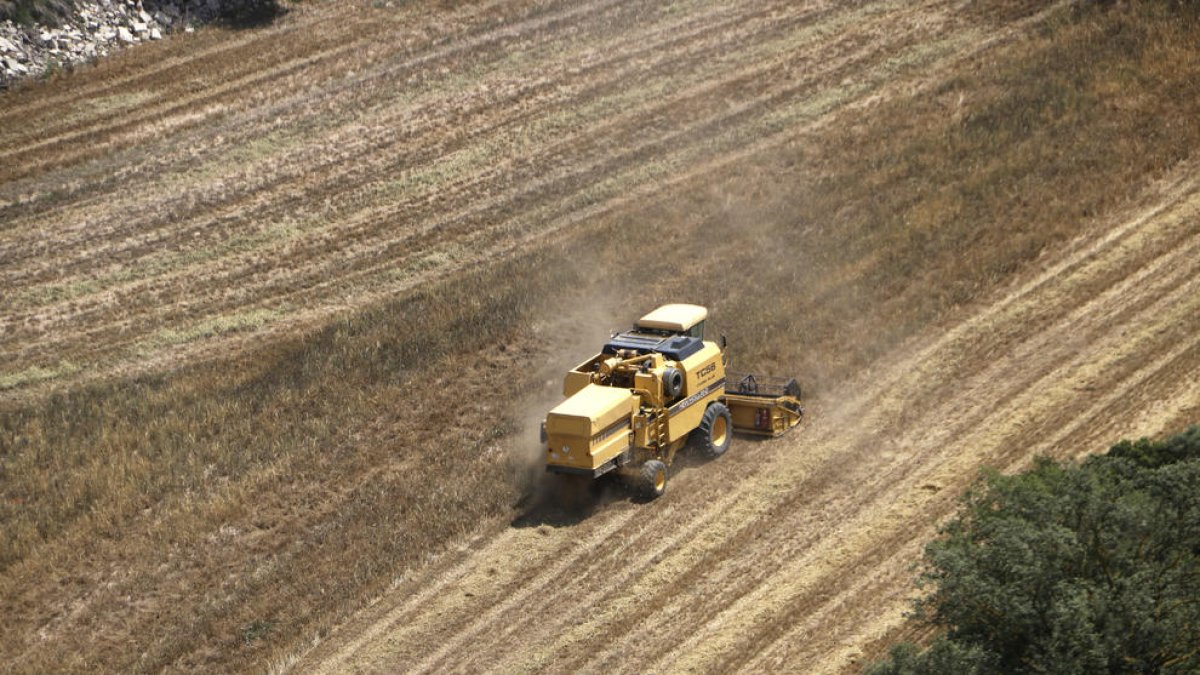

[872,639,996,675]
[871,427,1200,674]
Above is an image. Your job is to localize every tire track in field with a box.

[0,13,357,172]
[0,0,652,260]
[2,0,1041,410]
[298,165,1200,674]
[0,0,571,170]
[0,0,635,179]
[540,252,1200,674]
[0,0,777,275]
[0,0,344,125]
[4,1,940,389]
[573,170,1200,674]
[0,0,768,362]
[0,0,763,286]
[0,0,600,206]
[164,2,935,315]
[698,217,1200,674]
[759,294,1200,673]
[0,0,1025,401]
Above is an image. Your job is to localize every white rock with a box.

[184,25,195,33]
[149,28,162,40]
[139,9,152,23]
[0,37,15,53]
[131,21,148,33]
[117,27,135,43]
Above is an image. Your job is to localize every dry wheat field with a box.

[1,0,1198,672]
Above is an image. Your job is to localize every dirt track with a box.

[301,163,1200,673]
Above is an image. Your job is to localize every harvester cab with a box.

[543,304,803,499]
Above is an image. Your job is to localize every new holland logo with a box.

[669,378,725,418]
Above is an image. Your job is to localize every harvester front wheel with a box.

[693,402,732,459]
[638,460,668,499]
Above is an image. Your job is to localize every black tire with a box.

[692,402,733,459]
[662,367,683,399]
[638,460,668,499]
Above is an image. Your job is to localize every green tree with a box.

[872,426,1200,675]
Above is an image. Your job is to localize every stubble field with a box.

[1,0,1198,672]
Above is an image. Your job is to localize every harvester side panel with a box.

[666,384,724,443]
[665,342,725,443]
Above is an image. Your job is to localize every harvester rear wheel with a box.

[638,460,668,499]
[693,402,732,459]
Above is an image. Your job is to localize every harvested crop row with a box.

[1,0,965,398]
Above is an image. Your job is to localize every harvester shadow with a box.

[511,449,738,529]
[511,473,638,529]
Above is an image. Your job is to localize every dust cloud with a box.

[508,282,628,508]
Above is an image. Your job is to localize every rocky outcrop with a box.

[0,0,278,87]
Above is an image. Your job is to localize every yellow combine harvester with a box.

[542,304,803,498]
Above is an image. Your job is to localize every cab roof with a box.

[636,304,708,332]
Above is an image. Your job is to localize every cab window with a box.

[687,321,706,339]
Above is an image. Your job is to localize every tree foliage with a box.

[872,426,1200,675]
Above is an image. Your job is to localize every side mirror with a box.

[720,334,727,350]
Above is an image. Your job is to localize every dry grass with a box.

[2,254,568,670]
[712,1,1200,384]
[2,1,1200,672]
